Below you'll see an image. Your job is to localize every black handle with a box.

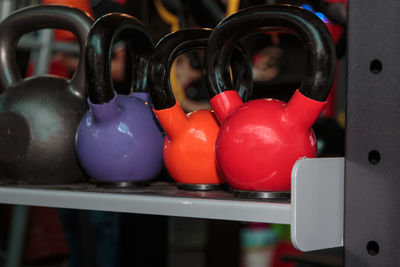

[148,28,210,110]
[86,13,154,104]
[0,5,93,95]
[204,4,336,102]
[148,28,253,110]
[225,44,253,102]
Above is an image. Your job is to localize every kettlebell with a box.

[0,5,92,184]
[148,28,253,190]
[75,13,164,186]
[204,5,336,197]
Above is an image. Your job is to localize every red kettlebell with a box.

[204,5,336,197]
[148,28,252,190]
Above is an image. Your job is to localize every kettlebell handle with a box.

[204,4,336,102]
[148,28,253,110]
[0,5,92,96]
[168,39,253,103]
[86,13,154,104]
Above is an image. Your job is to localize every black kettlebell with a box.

[0,5,92,184]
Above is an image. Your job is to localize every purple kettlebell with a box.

[75,13,164,186]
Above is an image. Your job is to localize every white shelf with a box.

[0,182,291,224]
[0,157,344,252]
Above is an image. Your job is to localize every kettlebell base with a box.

[232,189,290,199]
[94,180,151,188]
[177,183,223,191]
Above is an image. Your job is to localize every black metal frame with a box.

[345,0,400,265]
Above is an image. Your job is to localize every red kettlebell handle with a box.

[204,4,336,121]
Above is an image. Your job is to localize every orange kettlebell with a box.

[147,28,252,190]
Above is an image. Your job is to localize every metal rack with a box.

[0,157,345,265]
[344,0,400,266]
[0,157,344,253]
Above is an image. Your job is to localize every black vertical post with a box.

[345,0,400,266]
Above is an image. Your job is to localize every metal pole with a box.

[5,206,29,267]
[0,0,15,22]
[34,29,54,75]
[345,0,400,265]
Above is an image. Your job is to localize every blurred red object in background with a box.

[41,0,94,42]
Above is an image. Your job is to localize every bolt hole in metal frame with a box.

[366,241,379,256]
[0,157,344,252]
[369,59,382,74]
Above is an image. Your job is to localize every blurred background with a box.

[0,0,346,266]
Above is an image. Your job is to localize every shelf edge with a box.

[0,187,291,224]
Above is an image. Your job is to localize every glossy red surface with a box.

[214,90,326,191]
[154,103,223,184]
[210,90,244,122]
